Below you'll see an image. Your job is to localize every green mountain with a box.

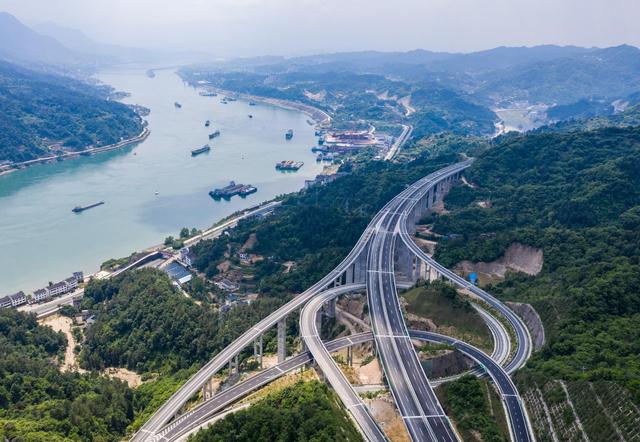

[0,60,142,163]
[432,126,640,403]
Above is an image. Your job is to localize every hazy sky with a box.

[1,0,639,57]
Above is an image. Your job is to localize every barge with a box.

[72,201,104,213]
[208,130,221,139]
[276,160,304,171]
[191,145,211,156]
[209,181,257,200]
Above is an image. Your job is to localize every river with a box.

[0,67,323,295]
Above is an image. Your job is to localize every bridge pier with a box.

[254,336,263,369]
[394,239,420,286]
[277,317,287,363]
[326,298,337,319]
[201,377,215,400]
[228,354,239,375]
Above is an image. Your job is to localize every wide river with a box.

[0,67,323,294]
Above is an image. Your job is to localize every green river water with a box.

[0,67,323,294]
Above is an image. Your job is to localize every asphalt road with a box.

[132,161,445,441]
[135,160,535,442]
[154,324,527,442]
[397,223,532,373]
[300,284,387,442]
[364,164,471,442]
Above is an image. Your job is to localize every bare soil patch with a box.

[456,242,543,283]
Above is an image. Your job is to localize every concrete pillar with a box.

[345,263,354,284]
[277,317,287,363]
[353,247,369,283]
[254,336,263,369]
[395,241,418,285]
[326,298,336,318]
[315,310,322,336]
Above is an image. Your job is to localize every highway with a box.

[153,324,526,442]
[411,331,534,442]
[153,330,374,442]
[397,221,532,373]
[132,163,441,441]
[391,169,534,440]
[365,163,471,441]
[135,160,535,442]
[299,284,387,442]
[384,124,413,161]
[475,305,511,366]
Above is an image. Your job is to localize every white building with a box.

[65,277,78,290]
[178,247,196,267]
[32,288,50,303]
[47,281,69,297]
[2,291,27,308]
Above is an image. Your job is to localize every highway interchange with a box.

[132,160,535,442]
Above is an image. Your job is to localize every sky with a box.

[1,0,639,57]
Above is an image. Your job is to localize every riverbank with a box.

[0,67,322,295]
[194,84,332,127]
[0,126,150,175]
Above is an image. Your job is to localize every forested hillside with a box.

[81,268,283,373]
[431,126,640,402]
[0,309,134,441]
[0,60,142,163]
[191,153,461,295]
[188,381,362,442]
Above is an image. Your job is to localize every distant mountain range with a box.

[211,43,640,122]
[0,12,80,66]
[0,12,209,70]
[2,8,640,128]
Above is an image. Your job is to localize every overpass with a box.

[133,160,535,442]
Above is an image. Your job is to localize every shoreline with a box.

[0,126,151,176]
[196,84,332,127]
[4,69,326,297]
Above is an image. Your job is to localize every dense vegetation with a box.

[192,153,461,296]
[437,376,507,442]
[0,308,133,441]
[0,60,142,163]
[81,268,284,373]
[181,68,497,137]
[402,281,492,351]
[432,126,640,401]
[187,381,362,442]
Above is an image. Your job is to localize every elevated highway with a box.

[134,160,535,442]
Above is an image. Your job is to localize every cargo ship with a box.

[209,181,257,200]
[174,102,182,108]
[285,129,293,140]
[72,201,104,213]
[191,145,211,156]
[208,130,221,139]
[199,91,218,97]
[276,160,304,171]
[205,120,210,127]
